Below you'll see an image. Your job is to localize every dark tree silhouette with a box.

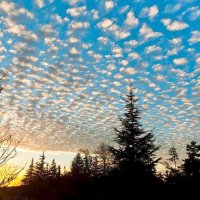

[110,84,160,173]
[94,143,113,176]
[71,153,84,176]
[57,165,61,179]
[48,159,57,179]
[91,155,100,177]
[80,149,93,177]
[163,143,180,185]
[182,141,200,176]
[34,152,47,180]
[22,158,34,185]
[168,144,179,169]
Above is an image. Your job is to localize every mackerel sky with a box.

[0,0,199,158]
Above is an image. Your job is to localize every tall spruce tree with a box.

[22,158,35,185]
[71,153,84,176]
[110,84,160,173]
[80,149,93,176]
[35,152,46,180]
[91,155,100,177]
[168,143,179,169]
[49,159,57,179]
[182,141,200,176]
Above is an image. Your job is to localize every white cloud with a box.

[125,11,139,28]
[152,64,164,72]
[140,5,159,19]
[5,19,38,41]
[0,1,15,13]
[167,47,183,56]
[64,0,82,6]
[114,74,123,79]
[188,31,200,44]
[69,21,90,29]
[113,81,121,87]
[128,52,140,60]
[196,57,200,64]
[155,75,165,81]
[164,4,181,13]
[177,88,187,97]
[173,58,188,65]
[87,51,102,61]
[0,55,5,61]
[121,67,137,75]
[107,64,116,71]
[161,18,171,26]
[97,18,113,29]
[145,45,161,53]
[149,5,159,18]
[121,60,128,66]
[171,68,187,77]
[119,5,129,14]
[69,37,79,43]
[98,20,130,40]
[146,93,154,98]
[124,40,138,46]
[112,47,123,57]
[188,6,200,21]
[91,9,99,20]
[12,8,34,19]
[161,19,189,31]
[69,47,80,55]
[114,30,130,39]
[40,24,56,36]
[169,37,182,45]
[105,1,115,11]
[66,6,87,17]
[35,0,44,8]
[139,23,162,40]
[98,37,108,44]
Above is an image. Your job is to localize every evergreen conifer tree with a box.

[182,141,200,176]
[110,84,160,173]
[71,153,84,176]
[35,152,46,180]
[49,159,57,179]
[22,158,35,185]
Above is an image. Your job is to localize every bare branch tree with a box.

[0,164,25,187]
[0,72,24,187]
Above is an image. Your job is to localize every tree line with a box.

[15,84,200,199]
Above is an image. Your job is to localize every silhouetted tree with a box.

[91,155,100,177]
[94,143,113,176]
[34,152,47,180]
[57,165,61,179]
[168,144,179,169]
[22,158,35,185]
[49,159,57,179]
[163,144,180,185]
[71,153,84,176]
[83,153,93,177]
[79,149,93,177]
[182,141,200,176]
[110,84,160,173]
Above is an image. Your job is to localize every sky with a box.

[0,0,199,166]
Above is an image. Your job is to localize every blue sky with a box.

[0,0,199,164]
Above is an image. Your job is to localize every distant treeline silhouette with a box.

[0,84,199,199]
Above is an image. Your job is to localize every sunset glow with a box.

[0,0,199,192]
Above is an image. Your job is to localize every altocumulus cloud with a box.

[0,0,198,161]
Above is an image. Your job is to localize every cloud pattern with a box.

[0,0,199,159]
